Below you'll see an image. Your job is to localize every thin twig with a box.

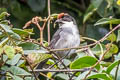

[47,0,51,44]
[69,72,78,80]
[83,43,112,80]
[39,72,54,80]
[41,44,68,69]
[50,24,120,52]
[22,54,38,80]
[29,69,85,72]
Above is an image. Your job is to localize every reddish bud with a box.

[57,13,64,19]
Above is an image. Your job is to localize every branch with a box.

[83,43,112,80]
[29,69,86,72]
[47,0,51,44]
[50,24,120,52]
[22,54,38,80]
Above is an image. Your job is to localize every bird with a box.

[49,13,80,58]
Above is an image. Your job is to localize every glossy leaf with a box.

[18,42,39,50]
[95,18,120,26]
[0,12,9,19]
[70,56,100,71]
[4,45,15,59]
[10,66,31,75]
[6,54,22,65]
[91,0,103,8]
[13,75,23,80]
[76,71,96,80]
[12,28,34,37]
[0,24,21,39]
[104,44,118,59]
[106,60,119,74]
[0,38,9,47]
[27,53,52,64]
[107,33,116,42]
[55,73,69,80]
[83,4,97,23]
[91,44,106,56]
[87,73,112,80]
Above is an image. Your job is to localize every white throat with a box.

[60,21,79,35]
[60,21,74,28]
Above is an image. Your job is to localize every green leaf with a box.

[7,72,23,80]
[0,12,9,19]
[104,44,118,59]
[10,66,31,75]
[91,44,106,56]
[109,44,118,54]
[4,45,15,59]
[70,56,100,71]
[0,24,12,33]
[12,28,34,37]
[110,67,120,80]
[114,52,120,61]
[91,0,103,8]
[117,29,120,42]
[75,71,96,80]
[92,0,113,17]
[0,38,9,47]
[17,60,25,67]
[87,73,112,80]
[27,0,46,12]
[107,33,117,42]
[94,18,120,26]
[106,60,119,74]
[13,75,23,80]
[27,53,52,64]
[58,59,71,68]
[83,4,97,23]
[0,24,21,39]
[24,77,35,80]
[55,73,69,80]
[18,42,39,50]
[6,54,22,65]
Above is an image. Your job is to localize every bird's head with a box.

[55,13,76,25]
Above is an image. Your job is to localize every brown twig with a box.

[39,72,54,80]
[47,0,51,44]
[50,24,120,52]
[30,69,85,72]
[83,43,112,80]
[22,54,38,80]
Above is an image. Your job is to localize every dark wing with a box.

[49,28,62,49]
[49,28,73,49]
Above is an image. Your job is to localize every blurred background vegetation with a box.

[0,0,119,40]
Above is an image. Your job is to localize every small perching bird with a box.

[49,13,80,58]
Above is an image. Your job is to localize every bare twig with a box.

[39,72,54,80]
[30,69,85,72]
[22,54,38,80]
[83,43,112,80]
[47,0,51,44]
[41,44,68,69]
[50,24,120,52]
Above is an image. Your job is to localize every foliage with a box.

[0,0,120,80]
